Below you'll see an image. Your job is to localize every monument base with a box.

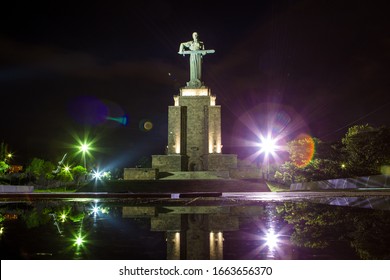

[152,155,189,172]
[204,154,237,171]
[123,168,158,180]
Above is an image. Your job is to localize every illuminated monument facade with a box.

[152,32,237,172]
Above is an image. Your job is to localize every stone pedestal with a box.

[151,155,188,172]
[152,87,237,172]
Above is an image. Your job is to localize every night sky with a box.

[1,0,389,168]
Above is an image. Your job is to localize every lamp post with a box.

[259,135,277,180]
[80,143,89,170]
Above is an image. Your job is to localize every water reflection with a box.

[315,196,390,210]
[1,197,390,260]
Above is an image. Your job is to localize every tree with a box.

[0,142,9,161]
[0,161,9,176]
[287,135,315,168]
[72,165,87,185]
[276,137,342,183]
[25,158,44,180]
[25,158,55,185]
[279,202,390,259]
[57,169,74,182]
[342,124,390,176]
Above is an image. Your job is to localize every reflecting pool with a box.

[1,195,390,260]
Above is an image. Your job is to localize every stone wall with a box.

[151,155,188,172]
[205,105,222,153]
[179,96,211,167]
[205,154,237,171]
[167,105,186,154]
[123,168,158,180]
[0,185,34,193]
[229,167,261,179]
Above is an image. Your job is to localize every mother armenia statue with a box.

[179,32,214,88]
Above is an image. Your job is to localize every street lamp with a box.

[80,143,89,169]
[258,135,278,180]
[5,153,12,163]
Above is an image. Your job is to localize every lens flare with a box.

[290,133,315,168]
[231,102,310,166]
[106,114,128,126]
[139,119,153,132]
[68,96,108,125]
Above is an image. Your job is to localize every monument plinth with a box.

[152,32,237,173]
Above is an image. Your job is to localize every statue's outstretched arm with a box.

[178,41,191,54]
[179,43,185,54]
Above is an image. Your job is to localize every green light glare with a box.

[74,233,86,247]
[57,208,71,223]
[80,143,89,153]
[60,213,67,222]
[76,236,83,246]
[67,130,100,158]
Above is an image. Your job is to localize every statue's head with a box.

[192,32,198,40]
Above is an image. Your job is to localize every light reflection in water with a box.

[0,198,390,260]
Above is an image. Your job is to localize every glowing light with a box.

[63,165,70,172]
[258,135,278,157]
[5,152,13,163]
[341,163,346,169]
[175,135,181,154]
[210,96,216,106]
[232,102,310,167]
[60,213,67,222]
[74,235,85,246]
[89,202,102,216]
[181,88,209,96]
[91,170,103,180]
[265,230,279,250]
[0,227,4,235]
[57,208,70,223]
[174,96,179,106]
[68,131,100,162]
[77,140,94,169]
[80,144,89,153]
